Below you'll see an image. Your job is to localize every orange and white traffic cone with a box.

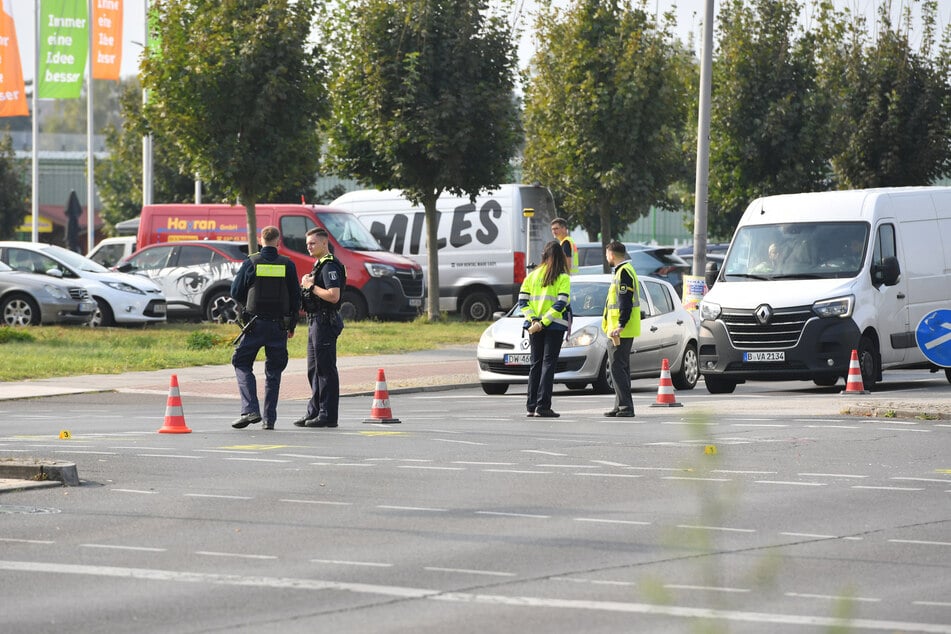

[650,358,683,408]
[840,349,870,395]
[158,374,193,433]
[362,368,402,424]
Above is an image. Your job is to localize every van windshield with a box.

[316,211,384,251]
[722,222,869,281]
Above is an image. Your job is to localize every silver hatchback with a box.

[476,274,699,395]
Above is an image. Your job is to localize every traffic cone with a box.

[362,368,402,424]
[158,374,193,433]
[650,358,683,408]
[840,349,870,395]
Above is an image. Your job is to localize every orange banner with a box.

[0,0,28,117]
[92,0,123,80]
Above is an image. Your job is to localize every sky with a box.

[8,0,951,83]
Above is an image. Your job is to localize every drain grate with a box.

[0,505,61,514]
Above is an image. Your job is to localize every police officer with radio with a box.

[294,227,346,428]
[230,226,300,430]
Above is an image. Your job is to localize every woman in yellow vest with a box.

[602,240,641,417]
[518,240,571,417]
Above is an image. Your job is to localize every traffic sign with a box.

[915,309,951,367]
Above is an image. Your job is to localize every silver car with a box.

[0,261,97,326]
[476,274,699,395]
[0,242,167,327]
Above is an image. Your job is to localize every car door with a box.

[124,245,178,306]
[629,279,663,374]
[633,278,687,376]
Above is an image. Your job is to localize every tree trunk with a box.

[599,200,612,273]
[423,192,441,321]
[245,200,258,255]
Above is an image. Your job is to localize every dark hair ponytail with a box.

[541,240,568,286]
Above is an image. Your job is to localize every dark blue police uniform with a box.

[300,253,345,426]
[230,245,300,429]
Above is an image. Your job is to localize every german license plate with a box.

[504,353,531,366]
[743,351,785,362]
[78,301,97,313]
[409,299,422,307]
[154,303,167,314]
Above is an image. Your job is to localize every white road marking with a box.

[311,559,393,567]
[81,544,167,552]
[662,476,732,482]
[111,488,157,494]
[573,518,650,526]
[475,511,550,519]
[537,464,601,469]
[397,465,465,471]
[0,538,55,544]
[482,469,552,474]
[431,439,485,445]
[521,450,567,456]
[280,499,352,506]
[451,461,514,466]
[731,423,788,428]
[879,428,931,433]
[852,485,924,491]
[891,477,951,483]
[889,539,951,547]
[183,494,253,500]
[713,470,776,475]
[377,505,447,512]
[575,473,642,478]
[3,560,951,631]
[197,551,277,560]
[424,567,516,577]
[755,480,828,487]
[805,424,861,429]
[225,457,292,463]
[665,584,750,593]
[798,473,868,479]
[591,460,629,467]
[676,524,756,533]
[136,454,202,459]
[197,449,259,454]
[786,592,880,602]
[915,601,951,607]
[52,450,116,455]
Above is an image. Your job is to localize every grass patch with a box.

[0,318,487,381]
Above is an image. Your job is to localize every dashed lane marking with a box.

[424,567,516,577]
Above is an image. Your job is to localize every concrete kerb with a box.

[0,458,80,493]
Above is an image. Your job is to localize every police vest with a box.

[245,253,291,318]
[303,253,346,313]
[519,264,571,329]
[602,261,641,338]
[561,236,579,275]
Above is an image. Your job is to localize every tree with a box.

[522,0,695,259]
[0,135,29,239]
[323,0,521,321]
[706,0,831,240]
[140,0,327,254]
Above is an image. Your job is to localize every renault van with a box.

[698,187,951,393]
[137,204,424,321]
[331,184,556,320]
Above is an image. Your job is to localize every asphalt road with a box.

[1,381,950,633]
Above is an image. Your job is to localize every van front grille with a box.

[395,270,424,298]
[721,305,813,349]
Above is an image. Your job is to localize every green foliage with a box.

[141,0,327,251]
[0,326,35,344]
[0,135,29,240]
[185,330,229,350]
[323,0,521,319]
[523,0,696,243]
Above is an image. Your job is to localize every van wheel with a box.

[704,375,737,394]
[481,383,508,395]
[205,290,238,323]
[460,292,495,321]
[671,344,699,390]
[89,298,114,327]
[339,290,367,321]
[858,336,879,390]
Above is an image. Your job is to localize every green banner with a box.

[38,0,89,99]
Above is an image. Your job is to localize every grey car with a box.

[476,274,700,395]
[0,261,97,326]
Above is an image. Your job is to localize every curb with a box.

[0,459,80,487]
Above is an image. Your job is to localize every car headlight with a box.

[478,326,496,349]
[103,280,145,295]
[699,300,721,321]
[813,295,854,318]
[364,263,396,278]
[43,284,69,300]
[564,324,601,348]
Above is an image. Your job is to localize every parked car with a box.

[576,242,690,298]
[0,242,166,327]
[476,274,699,395]
[117,240,249,322]
[0,260,97,326]
[88,236,137,269]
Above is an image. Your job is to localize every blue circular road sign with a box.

[916,309,951,368]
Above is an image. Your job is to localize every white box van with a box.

[698,187,951,393]
[331,184,557,320]
[88,236,136,269]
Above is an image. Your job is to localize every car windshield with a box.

[316,212,384,251]
[507,280,609,318]
[42,244,110,273]
[722,222,869,280]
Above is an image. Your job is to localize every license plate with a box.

[154,303,167,314]
[78,301,97,313]
[409,299,422,307]
[504,353,531,366]
[743,351,785,362]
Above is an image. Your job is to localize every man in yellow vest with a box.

[602,240,641,417]
[550,217,579,275]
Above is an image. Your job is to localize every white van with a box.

[698,187,951,393]
[331,184,557,320]
[88,236,136,269]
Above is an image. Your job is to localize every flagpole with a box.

[31,0,39,242]
[86,0,95,253]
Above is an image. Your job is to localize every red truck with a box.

[136,203,424,320]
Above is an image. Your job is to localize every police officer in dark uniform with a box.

[294,227,345,428]
[230,226,300,430]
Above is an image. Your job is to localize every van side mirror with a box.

[704,260,720,289]
[872,256,900,286]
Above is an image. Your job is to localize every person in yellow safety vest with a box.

[602,240,641,418]
[518,240,572,418]
[550,217,579,275]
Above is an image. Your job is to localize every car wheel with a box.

[481,383,508,395]
[460,292,495,322]
[857,335,879,390]
[205,290,238,324]
[565,382,587,390]
[88,298,115,327]
[339,289,368,321]
[671,344,699,390]
[1,293,40,326]
[592,356,612,394]
[704,375,737,394]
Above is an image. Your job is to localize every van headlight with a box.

[365,263,396,277]
[699,300,721,321]
[564,324,600,348]
[813,295,854,318]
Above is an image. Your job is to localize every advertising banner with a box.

[0,0,28,117]
[92,0,122,80]
[38,0,89,99]
[681,274,707,313]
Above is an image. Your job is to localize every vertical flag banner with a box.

[93,0,122,80]
[38,0,89,99]
[0,0,28,117]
